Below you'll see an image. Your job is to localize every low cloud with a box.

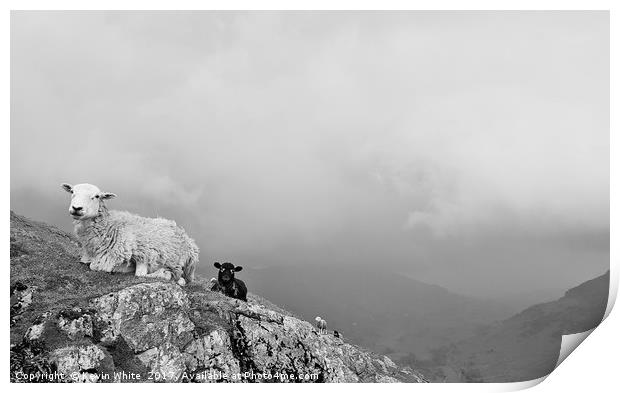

[11,11,609,299]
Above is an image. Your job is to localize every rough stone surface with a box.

[10,211,427,383]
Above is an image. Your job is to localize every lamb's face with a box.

[214,262,242,283]
[61,183,116,220]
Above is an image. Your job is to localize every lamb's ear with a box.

[234,266,243,272]
[214,262,221,269]
[98,192,117,200]
[61,183,73,193]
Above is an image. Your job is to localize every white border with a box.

[3,2,616,392]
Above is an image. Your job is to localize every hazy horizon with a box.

[11,11,609,303]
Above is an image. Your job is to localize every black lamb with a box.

[211,262,248,301]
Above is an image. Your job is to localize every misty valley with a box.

[234,265,609,382]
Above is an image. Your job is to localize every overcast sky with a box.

[10,11,609,301]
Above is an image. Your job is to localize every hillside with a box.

[442,270,609,382]
[9,211,427,383]
[238,265,517,361]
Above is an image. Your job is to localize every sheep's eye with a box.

[94,195,99,199]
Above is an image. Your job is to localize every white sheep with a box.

[315,316,327,334]
[61,183,198,286]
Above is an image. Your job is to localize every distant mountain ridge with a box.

[441,270,609,382]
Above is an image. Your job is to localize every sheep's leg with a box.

[135,261,173,282]
[144,269,172,281]
[112,261,135,273]
[90,245,131,272]
[80,252,91,264]
[166,264,186,286]
[135,262,149,277]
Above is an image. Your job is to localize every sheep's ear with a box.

[98,192,117,200]
[61,183,73,193]
[214,262,221,269]
[234,266,243,272]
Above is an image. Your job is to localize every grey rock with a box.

[10,211,427,383]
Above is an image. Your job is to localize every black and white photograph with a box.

[8,7,612,386]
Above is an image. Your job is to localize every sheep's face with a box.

[61,183,116,220]
[214,262,242,284]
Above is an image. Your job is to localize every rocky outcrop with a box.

[10,212,426,383]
